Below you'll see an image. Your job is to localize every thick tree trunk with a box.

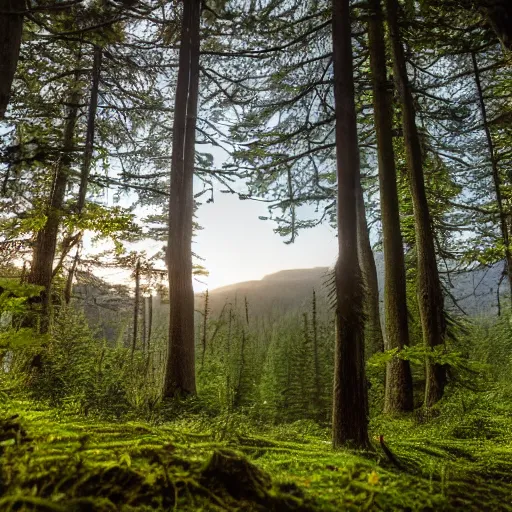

[385,0,446,408]
[28,90,80,333]
[471,51,512,304]
[331,0,369,449]
[163,0,201,398]
[356,183,385,357]
[0,0,23,119]
[368,0,413,413]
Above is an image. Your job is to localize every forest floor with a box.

[1,400,512,511]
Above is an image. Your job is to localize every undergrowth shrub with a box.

[7,307,163,420]
[368,314,512,446]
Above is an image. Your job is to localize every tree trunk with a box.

[311,290,323,419]
[163,0,201,398]
[147,293,153,352]
[234,329,247,408]
[331,0,369,449]
[0,0,23,119]
[368,0,414,413]
[356,182,385,357]
[28,88,80,333]
[77,45,102,214]
[471,51,512,304]
[385,0,446,408]
[47,48,100,284]
[142,295,147,352]
[132,258,141,357]
[20,261,27,284]
[64,249,79,305]
[201,289,209,367]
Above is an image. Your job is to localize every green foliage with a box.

[0,329,46,351]
[0,279,44,308]
[1,297,512,510]
[4,379,512,512]
[0,404,312,511]
[258,316,332,425]
[65,204,142,246]
[368,344,487,374]
[6,307,161,420]
[196,306,266,414]
[0,0,509,507]
[0,279,47,353]
[195,294,333,425]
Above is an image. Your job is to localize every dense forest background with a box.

[0,0,512,510]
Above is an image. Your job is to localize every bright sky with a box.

[193,191,338,292]
[189,140,339,291]
[91,146,339,292]
[91,176,339,292]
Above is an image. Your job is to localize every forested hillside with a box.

[199,257,509,317]
[0,0,512,510]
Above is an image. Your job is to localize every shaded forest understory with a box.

[1,394,512,511]
[0,302,511,510]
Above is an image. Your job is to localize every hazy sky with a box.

[193,190,338,291]
[92,147,339,291]
[91,175,338,292]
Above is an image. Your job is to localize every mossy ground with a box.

[1,401,512,511]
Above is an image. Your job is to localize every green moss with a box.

[0,404,316,511]
[2,401,512,511]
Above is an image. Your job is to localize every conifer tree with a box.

[385,0,447,407]
[0,0,23,119]
[368,0,413,412]
[356,182,385,357]
[163,0,202,398]
[331,0,369,448]
[1,6,169,332]
[27,79,81,332]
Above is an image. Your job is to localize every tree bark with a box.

[0,0,23,119]
[331,0,369,449]
[147,293,153,352]
[356,182,385,357]
[385,0,446,408]
[142,294,147,352]
[28,88,80,333]
[77,45,102,214]
[64,249,79,305]
[311,290,323,419]
[163,0,201,398]
[368,0,414,413]
[201,289,209,367]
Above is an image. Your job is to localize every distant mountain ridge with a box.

[203,267,331,318]
[78,257,507,343]
[201,256,507,318]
